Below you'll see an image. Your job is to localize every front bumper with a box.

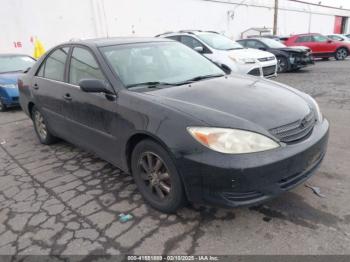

[232,59,278,78]
[291,54,315,69]
[177,119,329,207]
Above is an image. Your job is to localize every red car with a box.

[284,33,350,60]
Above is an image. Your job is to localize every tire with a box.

[0,100,6,112]
[277,56,289,73]
[31,106,58,145]
[131,139,186,213]
[335,48,348,60]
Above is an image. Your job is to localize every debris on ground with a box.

[305,184,326,198]
[118,213,133,223]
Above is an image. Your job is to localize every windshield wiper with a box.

[173,73,225,86]
[126,81,173,89]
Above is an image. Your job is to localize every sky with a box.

[297,0,350,9]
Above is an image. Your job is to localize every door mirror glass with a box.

[194,46,204,53]
[79,79,111,94]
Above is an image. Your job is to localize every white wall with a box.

[0,0,349,55]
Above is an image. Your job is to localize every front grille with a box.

[258,56,275,62]
[269,110,316,143]
[222,191,264,202]
[248,68,260,76]
[262,65,276,76]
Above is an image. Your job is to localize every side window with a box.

[312,35,328,42]
[245,40,264,49]
[37,47,69,81]
[296,36,312,43]
[166,36,180,41]
[69,47,105,85]
[180,36,205,50]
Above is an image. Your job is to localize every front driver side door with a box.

[64,46,120,163]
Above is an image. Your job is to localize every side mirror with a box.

[327,39,333,43]
[194,46,204,53]
[258,47,267,51]
[79,79,112,94]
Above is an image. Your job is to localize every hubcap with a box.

[138,152,171,200]
[337,49,347,59]
[34,111,47,140]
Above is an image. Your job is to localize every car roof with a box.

[156,30,219,37]
[65,37,173,47]
[291,33,320,37]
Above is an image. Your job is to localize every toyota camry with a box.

[19,37,329,213]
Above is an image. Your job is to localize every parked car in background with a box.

[284,33,350,60]
[0,54,36,111]
[237,38,314,73]
[157,30,278,78]
[19,37,329,213]
[327,34,350,42]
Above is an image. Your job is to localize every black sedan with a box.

[237,38,314,73]
[19,38,329,213]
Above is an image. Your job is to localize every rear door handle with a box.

[63,93,72,101]
[33,83,39,90]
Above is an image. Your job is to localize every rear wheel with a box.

[0,100,6,112]
[131,139,186,213]
[32,106,57,145]
[277,56,289,73]
[335,48,348,60]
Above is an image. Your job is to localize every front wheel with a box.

[32,106,58,145]
[131,139,186,213]
[335,48,348,60]
[0,100,7,112]
[277,56,289,73]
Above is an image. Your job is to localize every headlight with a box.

[187,127,280,154]
[307,95,323,122]
[229,56,256,64]
[0,84,17,89]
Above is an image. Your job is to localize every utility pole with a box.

[273,0,279,35]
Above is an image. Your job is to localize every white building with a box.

[1,0,350,55]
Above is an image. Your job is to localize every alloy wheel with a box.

[137,152,172,200]
[336,48,347,60]
[34,110,48,140]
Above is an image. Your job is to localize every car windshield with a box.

[0,55,35,74]
[100,42,225,89]
[259,38,286,48]
[196,33,243,50]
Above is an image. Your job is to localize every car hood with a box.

[273,47,307,54]
[0,72,22,85]
[224,48,275,59]
[288,46,311,52]
[147,75,310,133]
